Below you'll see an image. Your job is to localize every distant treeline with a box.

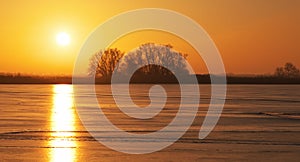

[0,73,299,84]
[86,44,300,84]
[0,73,72,84]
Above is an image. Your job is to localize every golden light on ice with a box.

[56,32,70,46]
[50,85,77,162]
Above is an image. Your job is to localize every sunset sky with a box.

[0,0,299,75]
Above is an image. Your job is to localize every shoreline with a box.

[1,74,300,84]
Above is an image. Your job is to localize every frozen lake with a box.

[0,84,299,161]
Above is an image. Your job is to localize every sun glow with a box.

[56,32,70,46]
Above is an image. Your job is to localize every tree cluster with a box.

[274,63,300,78]
[89,43,189,82]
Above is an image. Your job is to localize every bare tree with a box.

[275,62,300,78]
[88,48,124,79]
[120,43,189,77]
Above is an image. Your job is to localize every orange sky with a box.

[0,0,299,75]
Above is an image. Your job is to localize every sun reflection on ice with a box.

[50,85,77,162]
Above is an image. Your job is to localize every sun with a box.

[56,32,70,46]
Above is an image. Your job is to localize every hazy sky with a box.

[0,0,299,75]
